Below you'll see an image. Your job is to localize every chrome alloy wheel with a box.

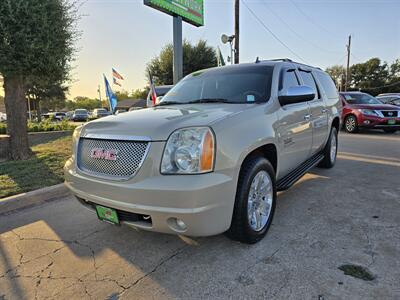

[345,117,356,132]
[330,131,337,163]
[247,170,273,231]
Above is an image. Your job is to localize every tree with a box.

[350,58,389,95]
[115,90,131,101]
[326,65,346,91]
[146,40,217,85]
[131,88,149,100]
[27,81,68,116]
[0,0,77,159]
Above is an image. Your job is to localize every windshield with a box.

[161,66,274,104]
[342,93,382,105]
[75,109,87,114]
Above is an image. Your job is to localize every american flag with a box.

[113,77,122,87]
[112,68,124,80]
[149,72,157,105]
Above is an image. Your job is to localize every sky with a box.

[21,0,400,99]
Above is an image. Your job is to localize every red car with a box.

[340,92,400,133]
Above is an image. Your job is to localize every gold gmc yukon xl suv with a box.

[64,59,341,244]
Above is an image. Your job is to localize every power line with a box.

[288,0,342,39]
[241,0,306,63]
[261,1,342,55]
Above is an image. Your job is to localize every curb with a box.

[0,183,71,216]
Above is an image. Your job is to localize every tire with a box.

[344,115,358,133]
[318,127,338,169]
[226,157,276,244]
[383,128,397,133]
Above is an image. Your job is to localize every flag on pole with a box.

[148,72,157,106]
[113,77,122,87]
[104,75,118,113]
[112,68,124,80]
[217,46,226,67]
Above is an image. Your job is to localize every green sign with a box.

[144,0,204,27]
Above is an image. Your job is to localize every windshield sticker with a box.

[247,95,255,102]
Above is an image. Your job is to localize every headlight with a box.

[161,127,215,174]
[71,125,83,160]
[358,109,379,117]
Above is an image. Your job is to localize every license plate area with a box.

[388,119,396,125]
[95,205,120,225]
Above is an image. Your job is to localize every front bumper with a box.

[357,115,400,129]
[64,157,237,237]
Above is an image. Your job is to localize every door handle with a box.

[304,114,311,121]
[321,108,328,113]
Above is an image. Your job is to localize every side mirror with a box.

[279,85,315,106]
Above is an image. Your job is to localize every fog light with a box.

[167,217,187,232]
[363,120,371,125]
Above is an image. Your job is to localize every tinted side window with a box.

[299,70,319,99]
[316,72,338,99]
[280,70,299,91]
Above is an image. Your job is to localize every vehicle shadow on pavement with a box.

[1,158,400,299]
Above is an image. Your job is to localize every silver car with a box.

[64,59,341,244]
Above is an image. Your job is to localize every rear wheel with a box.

[383,128,397,133]
[318,127,338,169]
[344,115,358,133]
[226,157,276,244]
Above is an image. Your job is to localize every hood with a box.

[80,104,252,141]
[347,104,400,110]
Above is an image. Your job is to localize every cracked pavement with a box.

[1,131,400,299]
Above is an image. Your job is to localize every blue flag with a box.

[104,75,117,113]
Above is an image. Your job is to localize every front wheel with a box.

[318,127,338,169]
[344,115,358,133]
[226,157,276,244]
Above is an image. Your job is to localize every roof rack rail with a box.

[258,58,322,70]
[269,58,293,62]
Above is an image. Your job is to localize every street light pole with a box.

[173,16,183,84]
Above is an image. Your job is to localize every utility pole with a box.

[234,0,240,64]
[97,85,102,107]
[345,35,351,91]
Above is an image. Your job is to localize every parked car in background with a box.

[92,108,111,119]
[376,93,400,106]
[146,85,173,107]
[65,59,341,244]
[72,109,89,122]
[54,112,67,121]
[340,92,400,133]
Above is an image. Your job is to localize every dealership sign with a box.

[144,0,204,27]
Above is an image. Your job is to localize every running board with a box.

[277,153,324,191]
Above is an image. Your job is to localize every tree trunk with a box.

[4,75,32,160]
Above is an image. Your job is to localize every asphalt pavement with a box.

[0,131,399,300]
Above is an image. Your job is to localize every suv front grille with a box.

[381,111,398,117]
[77,138,150,180]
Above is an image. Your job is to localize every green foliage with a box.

[0,119,76,134]
[146,40,217,85]
[0,0,77,82]
[115,90,131,101]
[326,57,400,95]
[325,65,346,90]
[66,97,103,111]
[131,88,149,100]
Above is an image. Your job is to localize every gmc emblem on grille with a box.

[388,112,393,116]
[90,148,118,161]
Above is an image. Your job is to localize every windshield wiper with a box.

[186,98,232,104]
[156,101,185,106]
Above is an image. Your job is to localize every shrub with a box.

[0,120,76,134]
